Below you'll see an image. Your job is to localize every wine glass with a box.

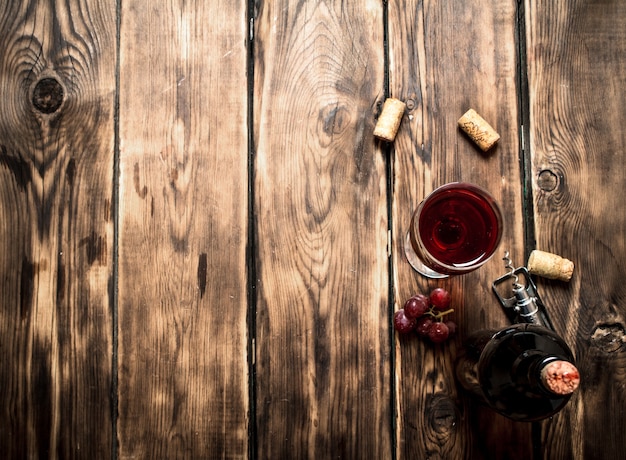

[404,182,503,278]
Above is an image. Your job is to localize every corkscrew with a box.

[492,251,555,331]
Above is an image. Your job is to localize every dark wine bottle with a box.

[456,323,580,422]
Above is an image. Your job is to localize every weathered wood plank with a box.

[252,1,390,457]
[117,1,249,458]
[388,0,529,458]
[525,0,626,458]
[0,1,116,457]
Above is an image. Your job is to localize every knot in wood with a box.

[591,323,626,353]
[321,104,349,136]
[426,393,458,436]
[537,169,559,192]
[317,103,351,148]
[32,77,64,114]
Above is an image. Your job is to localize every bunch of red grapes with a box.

[394,287,457,343]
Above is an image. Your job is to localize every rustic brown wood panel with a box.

[0,1,116,458]
[525,0,626,458]
[388,0,529,458]
[4,1,624,458]
[117,1,249,458]
[253,1,391,457]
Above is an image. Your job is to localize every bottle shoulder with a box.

[483,324,574,361]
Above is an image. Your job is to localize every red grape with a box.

[394,309,416,334]
[403,294,430,319]
[428,322,450,343]
[429,288,451,310]
[415,316,433,337]
[445,320,457,336]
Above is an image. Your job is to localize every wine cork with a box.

[527,250,574,282]
[373,98,406,142]
[457,108,500,151]
[540,360,580,395]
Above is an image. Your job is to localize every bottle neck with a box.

[515,354,580,396]
[538,359,580,395]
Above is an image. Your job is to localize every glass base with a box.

[404,232,449,279]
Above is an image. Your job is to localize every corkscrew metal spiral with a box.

[493,250,554,330]
[502,251,522,290]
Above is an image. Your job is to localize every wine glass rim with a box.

[428,181,495,195]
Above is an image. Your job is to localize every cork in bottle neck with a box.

[540,360,580,395]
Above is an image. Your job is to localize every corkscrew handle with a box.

[492,266,555,331]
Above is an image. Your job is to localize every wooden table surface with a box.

[1,0,625,458]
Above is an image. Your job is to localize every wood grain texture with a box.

[117,1,249,458]
[253,1,391,457]
[0,1,116,457]
[388,0,529,458]
[525,0,626,458]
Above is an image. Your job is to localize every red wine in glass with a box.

[405,182,503,278]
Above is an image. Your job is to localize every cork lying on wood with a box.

[374,98,406,142]
[527,250,574,282]
[457,108,500,151]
